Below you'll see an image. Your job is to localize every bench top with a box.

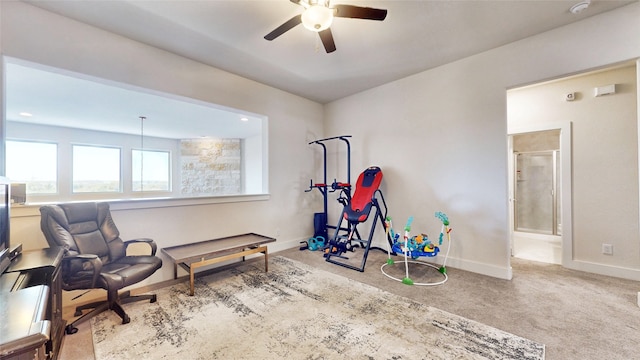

[161,233,276,263]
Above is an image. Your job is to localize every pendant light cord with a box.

[139,116,146,192]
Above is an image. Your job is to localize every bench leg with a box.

[185,246,269,296]
[190,268,195,296]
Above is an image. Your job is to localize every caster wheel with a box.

[122,315,130,324]
[65,325,78,335]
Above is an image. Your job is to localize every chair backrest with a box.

[40,202,126,264]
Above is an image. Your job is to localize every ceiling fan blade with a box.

[334,4,387,21]
[264,15,302,41]
[318,28,336,53]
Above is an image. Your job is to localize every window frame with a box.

[131,148,172,193]
[71,144,122,194]
[5,139,58,195]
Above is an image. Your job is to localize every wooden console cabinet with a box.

[0,284,49,360]
[1,247,65,360]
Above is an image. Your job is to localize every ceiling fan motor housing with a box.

[307,0,331,6]
[302,3,334,31]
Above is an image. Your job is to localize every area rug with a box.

[91,256,545,360]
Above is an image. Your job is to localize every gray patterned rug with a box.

[91,256,545,360]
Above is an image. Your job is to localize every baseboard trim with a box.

[268,237,306,253]
[564,259,640,281]
[444,256,513,280]
[393,254,513,280]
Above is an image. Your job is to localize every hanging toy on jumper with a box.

[381,211,453,286]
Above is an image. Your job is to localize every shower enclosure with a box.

[514,151,561,235]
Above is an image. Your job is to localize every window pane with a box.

[6,140,57,194]
[73,145,120,192]
[132,149,170,191]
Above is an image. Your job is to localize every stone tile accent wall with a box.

[180,138,241,195]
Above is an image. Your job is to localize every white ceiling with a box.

[5,60,265,139]
[23,0,637,103]
[7,0,637,138]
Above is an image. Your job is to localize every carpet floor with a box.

[58,248,640,360]
[90,256,544,359]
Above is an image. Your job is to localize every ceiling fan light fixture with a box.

[301,5,334,32]
[264,0,387,53]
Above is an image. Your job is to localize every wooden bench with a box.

[161,233,276,296]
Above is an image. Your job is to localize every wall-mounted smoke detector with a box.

[570,0,591,14]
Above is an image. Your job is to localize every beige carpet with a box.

[59,248,640,360]
[90,256,544,359]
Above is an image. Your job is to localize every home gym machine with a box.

[324,166,395,272]
[305,135,353,244]
[306,136,394,272]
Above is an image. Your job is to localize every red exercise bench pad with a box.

[344,166,383,223]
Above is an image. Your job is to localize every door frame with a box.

[514,150,559,235]
[508,121,573,266]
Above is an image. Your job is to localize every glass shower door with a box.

[515,151,560,235]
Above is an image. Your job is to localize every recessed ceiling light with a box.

[570,1,590,14]
[240,117,249,122]
[19,112,33,117]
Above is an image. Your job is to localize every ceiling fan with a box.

[264,0,388,53]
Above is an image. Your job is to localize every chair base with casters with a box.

[65,290,157,334]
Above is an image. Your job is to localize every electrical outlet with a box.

[602,243,613,255]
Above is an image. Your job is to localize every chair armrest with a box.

[62,254,103,288]
[123,238,158,256]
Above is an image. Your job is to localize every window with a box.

[132,149,171,191]
[72,145,121,193]
[4,59,268,203]
[6,140,57,194]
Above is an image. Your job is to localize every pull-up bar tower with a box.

[306,135,353,242]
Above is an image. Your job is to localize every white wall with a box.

[1,1,325,294]
[324,3,640,280]
[243,134,263,194]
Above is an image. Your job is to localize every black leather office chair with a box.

[39,202,163,334]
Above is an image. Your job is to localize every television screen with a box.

[0,177,10,256]
[0,177,10,273]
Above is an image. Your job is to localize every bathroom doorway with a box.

[514,150,560,235]
[509,130,565,264]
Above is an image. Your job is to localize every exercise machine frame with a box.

[324,167,395,272]
[306,135,353,241]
